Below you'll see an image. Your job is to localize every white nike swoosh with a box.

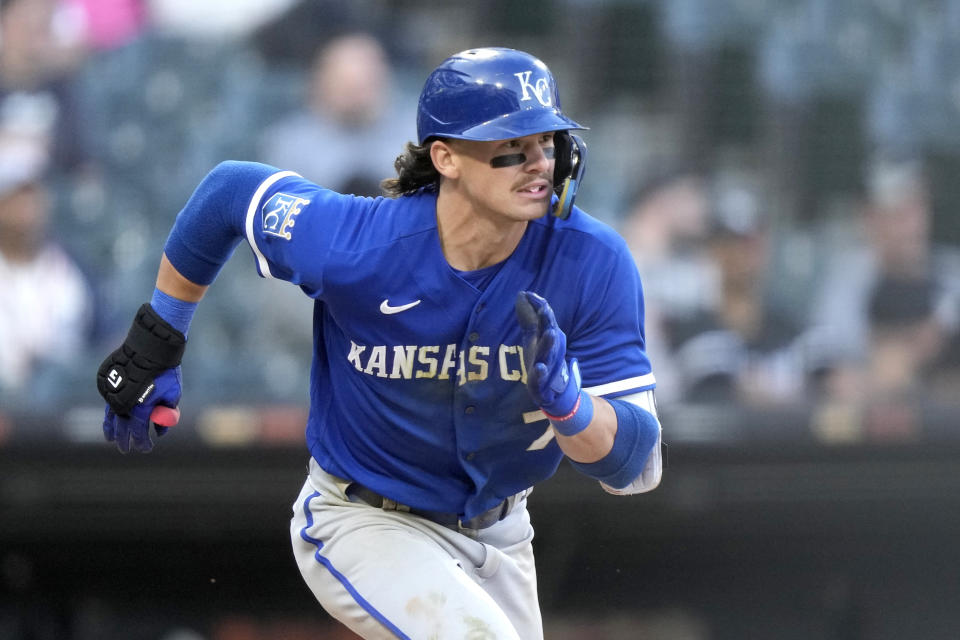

[380,299,422,314]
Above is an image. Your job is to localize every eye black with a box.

[490,153,527,168]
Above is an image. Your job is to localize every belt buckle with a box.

[381,497,410,513]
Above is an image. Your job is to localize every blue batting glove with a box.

[515,291,582,418]
[102,366,182,453]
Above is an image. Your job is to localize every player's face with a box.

[449,132,555,222]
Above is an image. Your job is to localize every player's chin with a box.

[511,194,552,219]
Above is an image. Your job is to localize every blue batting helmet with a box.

[416,47,586,144]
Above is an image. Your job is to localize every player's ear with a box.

[429,139,460,179]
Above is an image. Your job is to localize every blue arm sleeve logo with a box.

[262,193,311,240]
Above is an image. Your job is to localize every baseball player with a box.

[96,47,663,639]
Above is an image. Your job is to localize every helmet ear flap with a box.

[552,132,587,219]
[553,131,573,187]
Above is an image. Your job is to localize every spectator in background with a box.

[0,0,92,173]
[620,166,715,320]
[0,135,93,398]
[258,32,415,196]
[866,277,946,401]
[192,34,416,403]
[809,155,960,370]
[618,166,716,405]
[812,275,958,444]
[222,33,418,399]
[663,172,812,406]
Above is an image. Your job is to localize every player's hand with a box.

[515,291,582,417]
[101,367,182,453]
[96,303,187,453]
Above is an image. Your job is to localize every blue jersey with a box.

[172,165,655,519]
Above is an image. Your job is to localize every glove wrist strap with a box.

[125,303,187,369]
[544,390,594,437]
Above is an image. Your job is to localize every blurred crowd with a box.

[3,2,960,640]
[1,0,959,445]
[620,156,960,443]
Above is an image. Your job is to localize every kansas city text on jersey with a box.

[347,340,529,385]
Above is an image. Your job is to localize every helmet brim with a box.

[432,108,586,143]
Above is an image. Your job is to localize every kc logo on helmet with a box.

[262,193,310,240]
[514,71,552,107]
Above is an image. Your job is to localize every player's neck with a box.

[436,189,527,271]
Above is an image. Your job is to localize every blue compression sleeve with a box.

[163,161,280,285]
[150,288,198,337]
[568,397,660,489]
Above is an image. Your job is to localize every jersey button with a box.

[468,331,480,342]
[465,452,476,461]
[465,405,476,414]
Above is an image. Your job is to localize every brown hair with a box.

[381,141,441,197]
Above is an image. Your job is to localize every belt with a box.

[345,483,525,531]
